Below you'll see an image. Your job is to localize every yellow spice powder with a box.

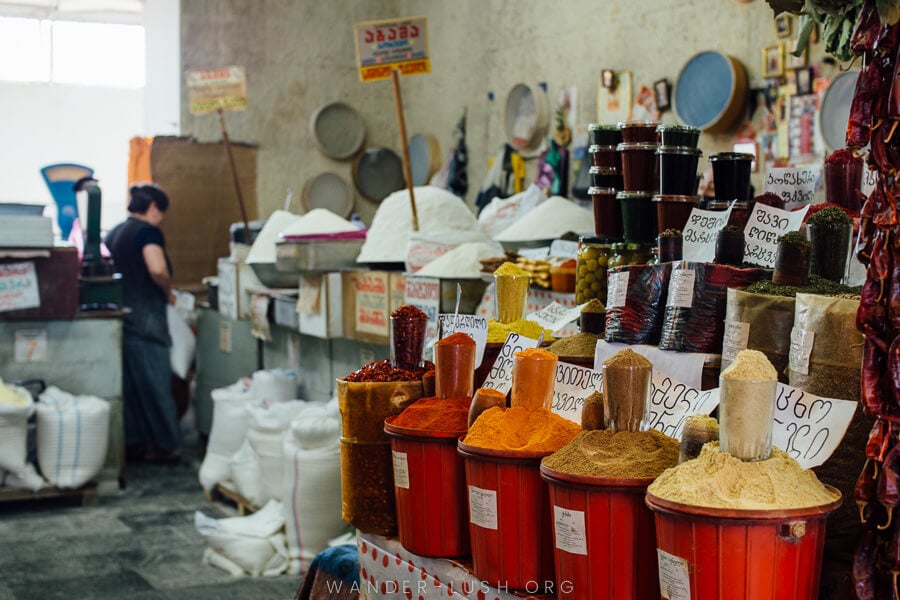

[648,442,839,509]
[494,261,529,277]
[464,406,580,453]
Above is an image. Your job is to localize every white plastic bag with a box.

[167,304,196,379]
[195,499,289,577]
[477,184,545,238]
[36,386,110,489]
[404,229,490,274]
[251,370,297,404]
[199,379,253,492]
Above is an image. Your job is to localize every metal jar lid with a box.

[616,142,659,152]
[652,194,702,203]
[656,145,703,156]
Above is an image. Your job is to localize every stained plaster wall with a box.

[180,0,836,222]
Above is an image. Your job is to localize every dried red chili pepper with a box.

[854,529,878,600]
[878,443,900,530]
[390,304,428,371]
[867,419,891,460]
[890,338,900,407]
[848,59,882,149]
[343,358,433,383]
[851,2,881,56]
[862,336,887,416]
[858,458,881,523]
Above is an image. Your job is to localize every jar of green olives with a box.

[625,242,650,265]
[576,237,613,304]
[608,242,629,269]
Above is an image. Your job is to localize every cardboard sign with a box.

[764,166,820,209]
[645,372,720,440]
[355,16,430,82]
[404,276,441,352]
[480,332,541,394]
[14,329,47,362]
[551,362,603,424]
[354,272,390,336]
[772,383,857,469]
[743,203,809,268]
[186,66,248,114]
[0,262,40,313]
[525,301,585,333]
[438,313,488,366]
[682,206,733,262]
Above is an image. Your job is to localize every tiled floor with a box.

[0,451,302,600]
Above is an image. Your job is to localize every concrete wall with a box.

[179,0,834,222]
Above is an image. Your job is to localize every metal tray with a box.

[275,238,365,273]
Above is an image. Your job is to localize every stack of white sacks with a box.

[0,379,110,491]
[196,369,343,576]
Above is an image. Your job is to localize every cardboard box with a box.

[297,272,343,339]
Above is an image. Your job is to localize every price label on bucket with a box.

[772,383,856,469]
[468,486,498,530]
[646,372,720,441]
[657,549,692,600]
[682,206,733,263]
[392,451,410,489]
[438,313,488,366]
[551,362,603,424]
[764,166,820,209]
[743,203,809,268]
[480,332,540,395]
[553,506,588,555]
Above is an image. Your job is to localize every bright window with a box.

[0,16,144,88]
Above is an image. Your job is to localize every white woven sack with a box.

[199,379,252,492]
[36,386,110,489]
[0,384,34,476]
[251,370,297,404]
[282,436,342,572]
[230,439,265,507]
[289,402,341,450]
[195,499,288,577]
[247,400,305,502]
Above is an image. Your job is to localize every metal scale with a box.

[74,178,123,310]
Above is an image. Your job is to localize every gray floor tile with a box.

[6,570,155,600]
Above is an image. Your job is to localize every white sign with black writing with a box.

[392,451,410,489]
[553,506,588,555]
[772,383,857,469]
[861,165,877,199]
[525,301,586,334]
[667,269,696,308]
[721,321,750,364]
[606,271,629,309]
[657,549,692,600]
[468,486,498,530]
[743,203,810,268]
[645,372,720,440]
[682,206,733,263]
[551,362,603,423]
[0,262,40,313]
[438,313,488,366]
[480,332,541,395]
[764,166,820,209]
[789,327,815,376]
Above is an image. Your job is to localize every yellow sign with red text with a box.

[186,66,248,114]
[354,17,430,82]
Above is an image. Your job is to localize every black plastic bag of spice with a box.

[604,263,671,345]
[658,262,765,353]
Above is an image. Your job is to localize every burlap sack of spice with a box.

[336,379,424,535]
[723,289,795,383]
[787,293,871,599]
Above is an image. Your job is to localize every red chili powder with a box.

[391,396,471,432]
[436,331,475,347]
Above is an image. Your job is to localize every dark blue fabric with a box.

[295,544,359,600]
[122,334,182,451]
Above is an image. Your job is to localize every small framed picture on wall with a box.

[775,14,793,38]
[796,67,813,95]
[785,41,808,69]
[762,44,785,78]
[653,79,672,112]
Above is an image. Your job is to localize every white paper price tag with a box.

[392,450,410,489]
[480,332,540,395]
[525,301,586,333]
[789,327,815,376]
[721,321,750,364]
[551,362,603,423]
[764,166,820,209]
[468,486,498,530]
[553,506,588,555]
[667,269,696,308]
[772,383,857,468]
[645,372,721,441]
[682,206,733,263]
[438,313,488,366]
[743,203,809,268]
[861,165,878,199]
[606,271,629,309]
[657,549,692,600]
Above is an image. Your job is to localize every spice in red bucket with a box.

[542,429,679,479]
[391,396,470,433]
[464,406,579,453]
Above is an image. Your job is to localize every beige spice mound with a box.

[543,429,679,479]
[721,349,777,381]
[648,442,839,509]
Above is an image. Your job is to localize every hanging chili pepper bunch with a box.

[846,2,900,598]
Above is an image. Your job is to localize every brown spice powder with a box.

[603,348,651,368]
[542,429,679,479]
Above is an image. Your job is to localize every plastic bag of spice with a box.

[604,263,671,345]
[722,289,795,383]
[336,378,424,535]
[658,262,765,353]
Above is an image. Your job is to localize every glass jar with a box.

[647,248,659,265]
[576,237,613,305]
[608,242,629,269]
[625,242,649,265]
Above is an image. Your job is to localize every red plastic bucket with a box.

[646,488,842,600]
[384,418,469,558]
[541,465,658,599]
[458,440,555,592]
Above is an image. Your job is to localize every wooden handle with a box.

[391,69,419,232]
[218,108,253,244]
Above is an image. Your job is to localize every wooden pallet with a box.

[204,481,258,516]
[0,482,98,507]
